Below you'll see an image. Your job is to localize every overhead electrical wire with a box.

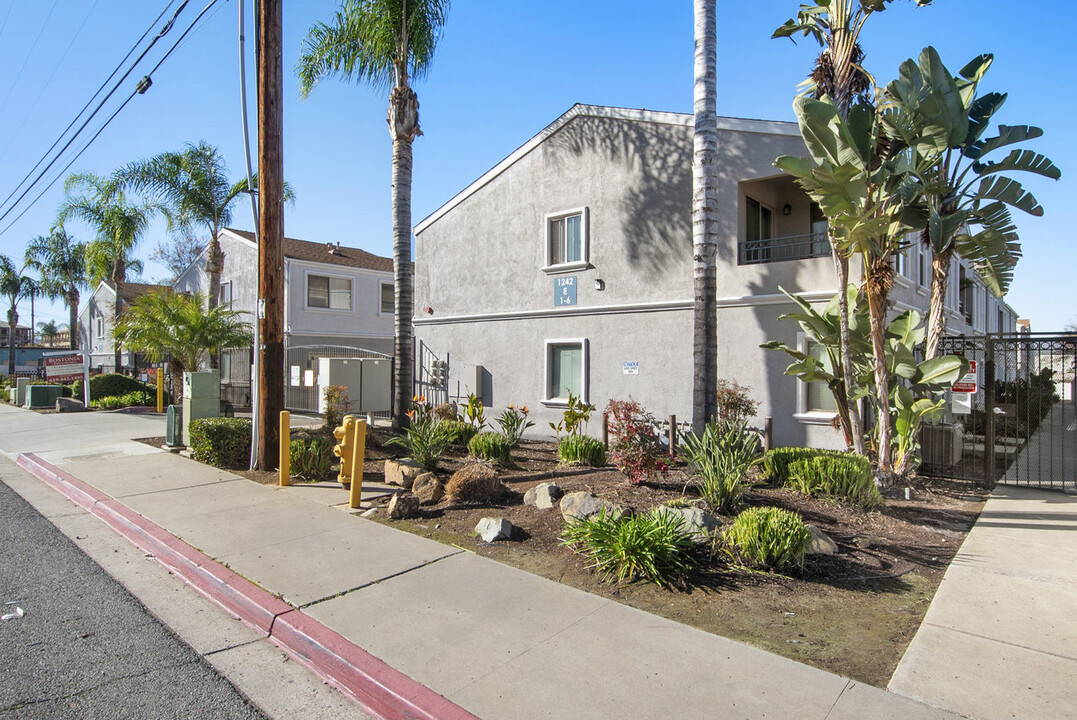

[0,0,185,223]
[0,0,225,240]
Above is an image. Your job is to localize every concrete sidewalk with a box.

[4,402,1060,719]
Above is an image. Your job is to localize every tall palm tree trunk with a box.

[6,308,17,376]
[389,81,420,430]
[67,289,79,350]
[691,0,718,433]
[866,259,893,477]
[205,237,224,369]
[834,250,866,453]
[925,247,953,361]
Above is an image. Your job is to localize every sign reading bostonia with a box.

[44,353,85,383]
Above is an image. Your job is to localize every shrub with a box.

[73,374,156,402]
[189,417,252,469]
[441,419,478,447]
[461,392,486,429]
[289,436,334,481]
[467,431,514,467]
[323,385,351,428]
[723,506,812,571]
[761,447,847,485]
[548,392,595,437]
[557,434,606,466]
[605,399,669,484]
[445,462,506,504]
[495,404,534,447]
[386,414,453,470]
[433,402,458,421]
[680,420,761,514]
[90,390,151,409]
[787,455,883,508]
[561,508,696,587]
[716,379,759,424]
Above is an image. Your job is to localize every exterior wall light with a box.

[782,203,792,216]
[594,279,605,291]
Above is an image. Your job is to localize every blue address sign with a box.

[554,276,577,307]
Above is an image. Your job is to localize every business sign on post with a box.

[44,353,85,383]
[952,360,978,394]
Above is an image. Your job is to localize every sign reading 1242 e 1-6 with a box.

[554,276,577,306]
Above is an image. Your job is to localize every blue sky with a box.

[0,0,1072,330]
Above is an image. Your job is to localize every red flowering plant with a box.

[605,398,669,485]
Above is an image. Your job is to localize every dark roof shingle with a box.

[226,228,394,273]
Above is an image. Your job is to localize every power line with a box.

[0,1,180,217]
[0,0,225,240]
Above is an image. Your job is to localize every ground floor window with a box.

[795,335,838,422]
[545,338,588,403]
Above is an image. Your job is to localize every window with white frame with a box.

[544,339,588,403]
[95,317,103,338]
[307,273,352,310]
[545,208,589,270]
[219,281,232,309]
[795,335,838,421]
[380,282,394,314]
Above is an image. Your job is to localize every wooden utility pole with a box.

[256,0,284,470]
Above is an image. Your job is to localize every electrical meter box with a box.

[317,357,391,415]
[181,369,220,445]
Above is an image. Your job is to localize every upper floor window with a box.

[219,281,232,309]
[307,274,352,310]
[544,207,589,271]
[380,282,394,314]
[96,317,103,338]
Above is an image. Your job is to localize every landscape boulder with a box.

[560,491,623,522]
[55,397,85,413]
[806,525,839,556]
[387,491,420,520]
[412,472,444,505]
[384,458,426,489]
[475,517,514,542]
[523,482,562,509]
[660,506,719,543]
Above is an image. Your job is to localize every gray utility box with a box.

[25,385,63,409]
[181,370,220,446]
[166,404,184,446]
[316,357,391,415]
[14,377,31,405]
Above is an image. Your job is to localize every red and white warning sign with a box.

[952,360,978,394]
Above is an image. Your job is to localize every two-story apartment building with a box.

[78,280,168,373]
[412,104,1017,449]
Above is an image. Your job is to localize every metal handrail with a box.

[739,232,830,265]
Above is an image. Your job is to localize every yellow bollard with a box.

[279,410,290,486]
[156,369,163,413]
[349,419,367,509]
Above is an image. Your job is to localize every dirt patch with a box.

[139,430,986,687]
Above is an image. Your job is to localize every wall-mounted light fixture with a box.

[594,279,605,291]
[782,203,792,216]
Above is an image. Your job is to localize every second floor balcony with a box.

[739,232,831,265]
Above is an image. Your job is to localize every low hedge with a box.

[73,374,165,402]
[761,447,848,485]
[189,417,251,469]
[788,455,883,508]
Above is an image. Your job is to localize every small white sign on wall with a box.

[952,392,972,415]
[622,361,639,375]
[304,369,315,387]
[290,365,301,387]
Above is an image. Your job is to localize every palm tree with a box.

[297,0,450,429]
[58,171,152,371]
[118,142,295,309]
[882,47,1060,359]
[691,0,718,432]
[37,320,62,346]
[25,227,87,351]
[114,289,252,396]
[1,255,31,376]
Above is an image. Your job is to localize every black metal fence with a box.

[922,333,1076,491]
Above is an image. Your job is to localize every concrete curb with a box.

[15,452,481,720]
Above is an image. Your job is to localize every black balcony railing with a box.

[739,232,831,265]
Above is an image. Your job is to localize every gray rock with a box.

[523,481,562,509]
[475,517,513,542]
[55,397,85,413]
[384,458,426,488]
[359,507,379,518]
[560,492,623,522]
[659,506,719,543]
[386,491,420,520]
[412,472,444,505]
[807,525,838,556]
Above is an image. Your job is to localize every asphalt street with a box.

[0,477,268,720]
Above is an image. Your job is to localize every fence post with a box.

[279,411,290,486]
[983,338,996,488]
[602,411,609,449]
[668,415,677,457]
[764,416,773,452]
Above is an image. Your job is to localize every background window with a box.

[548,342,584,400]
[307,274,352,310]
[380,283,394,313]
[549,213,582,265]
[219,281,232,308]
[95,317,103,338]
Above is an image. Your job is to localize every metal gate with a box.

[284,345,393,416]
[923,332,1076,491]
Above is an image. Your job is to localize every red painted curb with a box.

[15,452,481,720]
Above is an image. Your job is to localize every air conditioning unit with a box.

[165,404,184,447]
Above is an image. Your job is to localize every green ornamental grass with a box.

[467,431,514,467]
[787,455,883,508]
[561,508,696,587]
[680,419,762,515]
[723,506,812,571]
[557,434,606,466]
